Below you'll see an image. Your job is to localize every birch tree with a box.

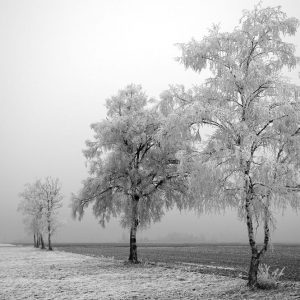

[19,177,63,250]
[162,4,300,287]
[71,84,187,263]
[18,182,45,249]
[37,177,63,251]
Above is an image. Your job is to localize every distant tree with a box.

[19,177,63,250]
[161,4,300,287]
[71,84,187,263]
[37,177,63,251]
[18,182,45,249]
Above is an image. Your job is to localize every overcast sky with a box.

[1,0,299,244]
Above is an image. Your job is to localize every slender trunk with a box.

[247,192,271,287]
[129,195,139,263]
[33,233,37,248]
[246,196,260,287]
[48,222,52,251]
[36,233,40,248]
[244,173,260,288]
[47,199,53,251]
[249,252,260,287]
[40,234,45,249]
[259,195,270,256]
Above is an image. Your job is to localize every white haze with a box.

[0,0,299,244]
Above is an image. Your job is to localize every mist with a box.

[1,0,300,245]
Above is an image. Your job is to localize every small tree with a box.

[71,84,187,263]
[19,177,63,250]
[37,177,63,251]
[19,182,45,248]
[162,4,300,287]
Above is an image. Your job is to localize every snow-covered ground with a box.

[0,246,299,300]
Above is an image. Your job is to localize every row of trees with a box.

[13,3,297,289]
[18,177,63,251]
[71,4,300,288]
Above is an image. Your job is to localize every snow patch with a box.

[0,243,16,247]
[1,246,299,299]
[180,262,236,270]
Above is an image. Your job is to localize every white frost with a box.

[1,246,299,299]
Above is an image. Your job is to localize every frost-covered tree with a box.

[162,4,300,287]
[71,84,187,263]
[18,182,45,249]
[19,177,63,250]
[37,177,63,251]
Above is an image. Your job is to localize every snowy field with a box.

[0,246,299,300]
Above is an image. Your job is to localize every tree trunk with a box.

[248,252,260,287]
[48,223,53,251]
[246,191,271,288]
[36,233,40,248]
[128,195,139,263]
[260,194,270,256]
[40,234,45,249]
[246,203,260,287]
[33,233,37,248]
[244,178,260,288]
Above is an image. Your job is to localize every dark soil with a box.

[54,243,300,282]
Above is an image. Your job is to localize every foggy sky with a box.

[1,0,299,244]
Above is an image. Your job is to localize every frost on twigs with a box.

[257,264,285,290]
